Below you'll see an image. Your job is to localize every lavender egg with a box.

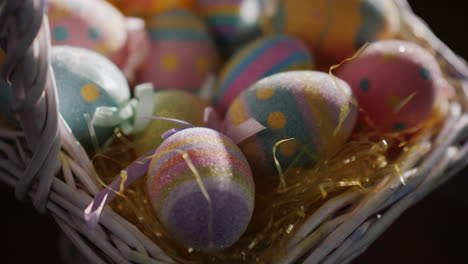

[147,127,254,250]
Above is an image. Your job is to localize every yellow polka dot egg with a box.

[225,71,357,179]
[140,9,219,91]
[51,46,130,151]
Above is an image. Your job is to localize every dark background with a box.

[1,1,468,263]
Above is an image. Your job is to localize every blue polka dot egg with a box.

[51,46,130,151]
[225,71,357,181]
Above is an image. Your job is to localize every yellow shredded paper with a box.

[91,100,445,263]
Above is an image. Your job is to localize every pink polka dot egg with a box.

[336,40,443,133]
[225,71,357,179]
[47,0,128,68]
[140,9,219,91]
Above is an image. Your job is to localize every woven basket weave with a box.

[1,0,468,263]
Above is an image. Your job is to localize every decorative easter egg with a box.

[336,40,442,132]
[133,90,214,156]
[140,9,219,91]
[263,0,400,67]
[51,46,130,151]
[213,35,315,113]
[106,0,196,18]
[47,0,127,67]
[198,0,264,45]
[147,127,254,250]
[225,71,357,179]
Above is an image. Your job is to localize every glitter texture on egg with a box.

[51,46,130,150]
[147,127,255,251]
[225,71,357,180]
[336,40,442,132]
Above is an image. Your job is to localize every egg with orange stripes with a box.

[263,0,400,67]
[147,127,254,250]
[225,71,357,179]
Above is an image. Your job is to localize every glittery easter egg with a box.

[133,90,214,156]
[47,0,127,67]
[140,9,219,91]
[51,46,130,150]
[336,40,442,132]
[147,127,254,250]
[198,0,265,45]
[106,0,196,18]
[225,71,357,178]
[264,0,400,66]
[213,35,315,113]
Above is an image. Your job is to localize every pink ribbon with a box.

[84,151,153,229]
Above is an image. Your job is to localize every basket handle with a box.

[0,0,61,213]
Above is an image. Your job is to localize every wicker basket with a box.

[1,0,468,263]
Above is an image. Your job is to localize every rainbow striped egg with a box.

[198,0,265,45]
[147,127,254,250]
[141,9,219,91]
[225,71,357,181]
[133,90,214,156]
[263,0,400,67]
[213,35,314,113]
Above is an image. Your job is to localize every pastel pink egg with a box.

[48,0,127,66]
[47,0,151,84]
[141,41,217,90]
[336,40,443,132]
[140,9,219,91]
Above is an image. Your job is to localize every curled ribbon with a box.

[92,83,155,134]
